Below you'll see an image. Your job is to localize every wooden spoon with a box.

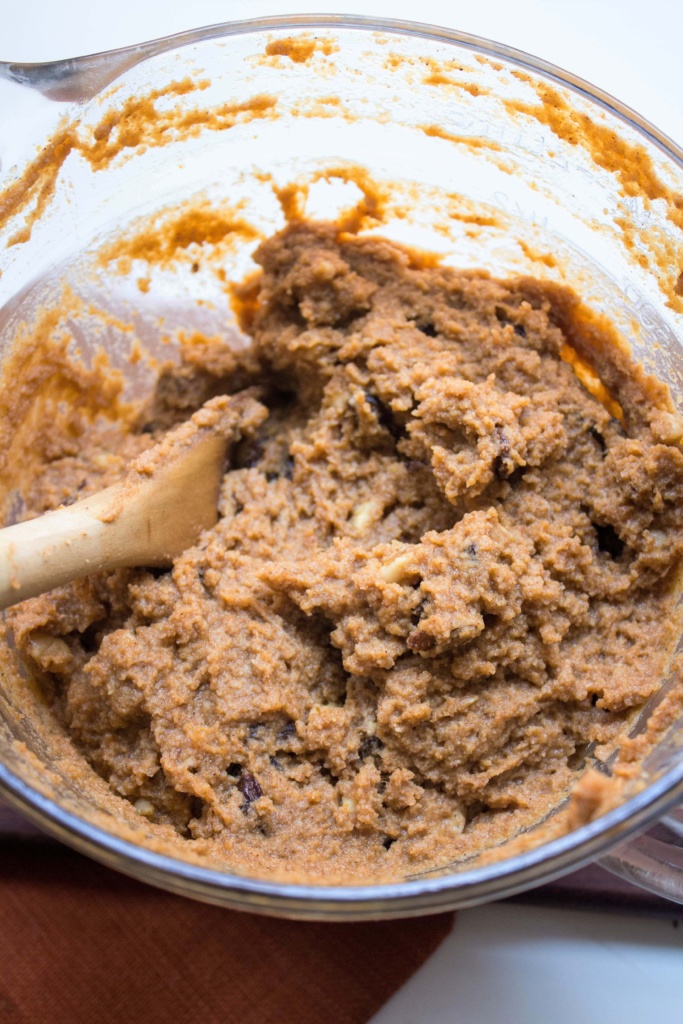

[0,391,263,611]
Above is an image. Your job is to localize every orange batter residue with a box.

[504,76,683,311]
[0,80,277,246]
[97,204,258,272]
[264,35,339,64]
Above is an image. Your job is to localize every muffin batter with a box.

[7,223,683,883]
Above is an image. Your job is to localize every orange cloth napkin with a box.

[0,841,454,1024]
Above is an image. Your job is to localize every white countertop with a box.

[2,2,683,1021]
[371,903,682,1024]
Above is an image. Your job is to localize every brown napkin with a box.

[0,839,454,1024]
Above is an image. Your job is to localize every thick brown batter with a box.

[7,223,683,883]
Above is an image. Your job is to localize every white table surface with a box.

[2,2,683,1021]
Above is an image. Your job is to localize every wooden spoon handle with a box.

[0,421,232,611]
[0,392,265,612]
[0,487,127,609]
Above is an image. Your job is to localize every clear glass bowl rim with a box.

[1,12,683,915]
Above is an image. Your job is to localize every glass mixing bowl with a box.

[0,15,682,918]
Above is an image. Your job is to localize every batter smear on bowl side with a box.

[8,222,683,883]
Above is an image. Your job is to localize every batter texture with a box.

[8,223,683,883]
